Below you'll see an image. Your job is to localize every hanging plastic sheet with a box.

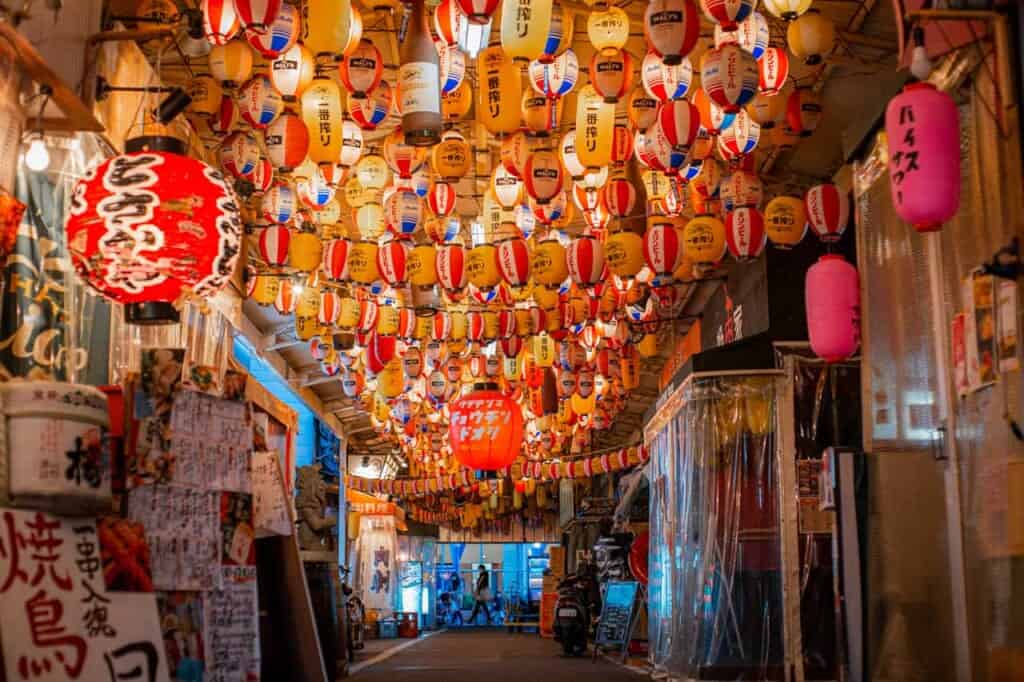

[647,374,781,680]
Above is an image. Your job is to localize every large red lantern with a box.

[202,0,239,45]
[322,238,351,281]
[804,183,849,243]
[264,111,309,172]
[657,99,701,152]
[601,177,637,218]
[455,0,499,24]
[496,237,531,288]
[427,182,458,217]
[377,239,410,285]
[449,389,524,470]
[66,145,242,324]
[436,242,468,293]
[700,0,755,32]
[786,87,823,138]
[700,44,758,114]
[339,39,384,99]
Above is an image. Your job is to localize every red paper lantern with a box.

[449,389,524,470]
[700,0,754,32]
[601,177,637,218]
[377,239,410,285]
[202,0,240,45]
[427,181,458,217]
[322,238,351,281]
[786,87,823,138]
[274,278,297,313]
[644,0,700,67]
[496,236,531,288]
[259,224,291,266]
[66,147,242,324]
[758,46,789,95]
[319,290,341,325]
[700,44,758,114]
[804,183,849,243]
[264,111,309,172]
[234,0,282,32]
[339,39,384,99]
[725,206,766,261]
[590,49,634,104]
[566,234,605,288]
[643,223,683,277]
[436,242,468,293]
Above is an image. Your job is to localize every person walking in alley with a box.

[469,565,492,625]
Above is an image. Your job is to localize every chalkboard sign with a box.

[594,580,640,647]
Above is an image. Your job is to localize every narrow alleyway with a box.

[349,629,644,682]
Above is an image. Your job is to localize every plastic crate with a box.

[378,619,398,639]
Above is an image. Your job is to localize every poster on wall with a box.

[964,270,997,392]
[252,450,293,538]
[204,566,260,682]
[357,515,397,612]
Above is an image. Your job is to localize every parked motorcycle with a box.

[552,562,601,656]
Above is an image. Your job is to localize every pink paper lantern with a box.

[806,254,860,362]
[885,82,960,232]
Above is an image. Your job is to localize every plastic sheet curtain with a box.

[353,515,399,614]
[648,375,781,679]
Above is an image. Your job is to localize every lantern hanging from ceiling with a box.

[427,182,458,217]
[644,0,700,66]
[724,170,763,209]
[539,3,573,63]
[322,238,351,280]
[274,279,297,314]
[643,222,683,278]
[657,99,701,152]
[531,191,570,226]
[559,131,585,180]
[234,0,281,33]
[250,273,280,305]
[523,150,564,205]
[521,92,562,135]
[407,243,438,287]
[355,154,390,189]
[247,2,299,58]
[187,74,223,117]
[438,43,468,94]
[432,131,471,181]
[628,88,659,131]
[202,0,239,45]
[339,39,383,99]
[884,82,960,232]
[435,0,465,46]
[725,206,766,261]
[249,157,274,194]
[587,6,630,55]
[501,131,532,179]
[763,0,812,20]
[442,80,473,121]
[806,255,860,362]
[302,0,362,59]
[259,224,290,267]
[610,125,634,167]
[296,171,335,208]
[476,46,522,134]
[601,176,637,218]
[270,42,315,101]
[219,130,259,178]
[747,90,787,128]
[338,120,364,168]
[529,48,579,99]
[641,51,692,103]
[683,214,727,266]
[348,80,391,129]
[437,242,468,293]
[492,165,523,208]
[532,238,568,288]
[758,46,790,96]
[764,195,806,248]
[239,74,283,129]
[786,87,823,137]
[263,182,295,223]
[348,240,380,284]
[717,11,769,59]
[355,202,385,239]
[605,230,645,278]
[377,239,410,285]
[457,14,492,57]
[497,236,531,288]
[700,0,754,32]
[718,108,761,156]
[575,84,615,170]
[66,146,243,324]
[289,231,323,272]
[264,111,309,171]
[383,129,428,179]
[500,0,554,63]
[318,290,341,325]
[449,389,524,470]
[567,234,605,288]
[456,0,500,25]
[209,39,254,86]
[301,77,344,166]
[384,190,422,238]
[787,10,835,65]
[701,44,758,114]
[590,49,633,104]
[467,244,502,290]
[805,183,849,243]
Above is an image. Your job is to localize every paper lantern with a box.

[643,223,683,277]
[657,99,701,152]
[248,157,275,194]
[492,165,523,208]
[590,49,633,104]
[339,39,383,99]
[301,77,344,166]
[296,170,335,209]
[355,201,385,239]
[644,0,700,66]
[628,87,660,131]
[787,10,834,66]
[437,243,468,293]
[449,389,523,470]
[700,0,754,32]
[786,87,822,137]
[202,0,239,45]
[66,148,242,324]
[384,190,422,238]
[322,238,352,280]
[805,183,849,243]
[522,92,562,135]
[208,93,238,135]
[442,80,473,121]
[764,195,806,248]
[500,0,554,62]
[641,51,692,103]
[539,2,573,63]
[701,44,758,114]
[271,43,315,101]
[377,239,410,285]
[250,273,280,305]
[467,244,502,290]
[349,80,391,129]
[806,255,860,362]
[763,0,812,20]
[605,230,644,278]
[456,0,500,24]
[719,11,769,59]
[348,241,380,284]
[457,14,492,57]
[601,177,637,219]
[187,74,223,117]
[556,131,585,180]
[885,82,960,232]
[431,131,471,181]
[356,156,390,192]
[235,0,281,32]
[587,6,630,55]
[476,46,522,134]
[406,243,438,288]
[747,90,787,129]
[427,182,458,217]
[435,0,465,45]
[683,214,727,265]
[209,39,254,86]
[531,191,569,226]
[436,43,468,95]
[262,111,307,171]
[219,131,259,178]
[725,206,766,261]
[290,231,323,272]
[523,149,564,205]
[259,224,290,267]
[575,84,615,170]
[724,170,763,210]
[496,237,531,288]
[500,132,532,179]
[567,235,605,288]
[758,47,789,96]
[302,0,361,58]
[318,290,341,325]
[274,279,297,314]
[247,2,299,58]
[532,238,568,288]
[262,182,295,223]
[718,109,761,156]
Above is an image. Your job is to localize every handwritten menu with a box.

[594,580,640,648]
[0,508,170,682]
[252,450,293,537]
[168,390,253,493]
[204,566,260,682]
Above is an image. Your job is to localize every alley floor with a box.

[349,629,645,682]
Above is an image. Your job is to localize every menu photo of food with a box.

[98,515,155,592]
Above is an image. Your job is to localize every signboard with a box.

[594,580,640,649]
[252,449,293,537]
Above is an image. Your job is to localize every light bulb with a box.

[25,137,49,172]
[910,45,932,81]
[292,283,305,295]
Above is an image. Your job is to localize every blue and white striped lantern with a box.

[438,43,467,94]
[262,182,295,223]
[247,2,300,58]
[296,171,335,208]
[528,48,579,99]
[239,74,284,129]
[385,190,423,238]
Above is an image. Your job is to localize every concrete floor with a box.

[349,629,644,682]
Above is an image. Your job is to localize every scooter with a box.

[340,566,365,662]
[552,563,601,657]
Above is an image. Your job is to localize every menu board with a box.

[252,450,293,537]
[167,390,253,493]
[204,566,260,682]
[594,580,640,648]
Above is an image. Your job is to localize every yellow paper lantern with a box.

[521,92,562,135]
[501,0,554,62]
[431,132,472,181]
[295,315,325,340]
[787,10,835,66]
[349,240,381,283]
[408,243,439,286]
[271,43,317,101]
[531,238,568,288]
[467,244,502,289]
[476,46,522,135]
[187,74,223,116]
[250,274,281,305]
[605,230,644,277]
[763,0,812,20]
[638,333,659,357]
[747,91,787,129]
[483,310,500,339]
[377,305,400,335]
[302,0,362,59]
[377,358,405,398]
[355,202,385,239]
[355,154,390,189]
[683,215,727,265]
[290,232,324,272]
[587,7,630,55]
[209,40,254,86]
[571,392,595,416]
[764,195,807,248]
[450,310,468,340]
[532,283,559,310]
[415,314,433,340]
[339,296,361,329]
[532,334,556,366]
[442,80,473,121]
[575,84,615,170]
[296,284,322,317]
[302,77,345,166]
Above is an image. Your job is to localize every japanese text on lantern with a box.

[889,105,919,206]
[451,398,504,441]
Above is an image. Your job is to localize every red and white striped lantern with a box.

[259,225,290,267]
[700,0,755,32]
[523,150,564,205]
[377,239,410,285]
[804,183,849,243]
[309,336,328,361]
[498,309,517,338]
[246,2,299,58]
[700,44,759,114]
[202,0,239,45]
[249,157,274,194]
[435,0,465,45]
[234,0,281,32]
[322,239,351,281]
[641,50,693,102]
[657,99,701,151]
[643,222,683,277]
[264,112,309,172]
[427,182,458,217]
[262,182,295,224]
[319,290,342,325]
[397,308,418,341]
[725,206,767,261]
[239,75,283,129]
[274,279,297,314]
[436,243,468,293]
[590,49,634,104]
[601,177,637,218]
[432,311,453,340]
[644,0,701,67]
[501,336,524,357]
[455,0,499,24]
[466,311,486,342]
[366,333,397,374]
[567,234,606,288]
[610,125,634,167]
[358,299,379,333]
[339,39,384,99]
[758,46,789,96]
[210,94,239,136]
[219,131,259,179]
[497,237,531,288]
